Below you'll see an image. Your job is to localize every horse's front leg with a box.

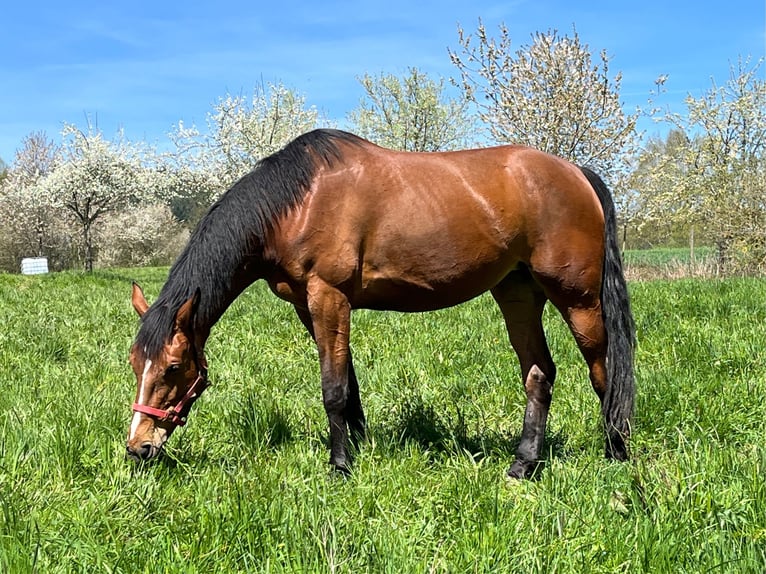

[306,279,353,473]
[293,304,366,451]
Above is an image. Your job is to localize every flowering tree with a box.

[449,24,639,177]
[96,203,189,268]
[169,82,324,202]
[44,125,156,271]
[0,132,63,270]
[2,84,323,272]
[635,59,766,272]
[348,67,473,151]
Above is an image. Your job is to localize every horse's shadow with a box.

[149,396,570,477]
[374,397,570,478]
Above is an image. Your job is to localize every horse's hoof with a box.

[329,464,351,481]
[330,455,351,476]
[605,435,629,461]
[506,460,536,480]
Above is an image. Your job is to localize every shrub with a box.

[95,204,189,268]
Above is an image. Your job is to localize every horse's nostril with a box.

[126,442,155,460]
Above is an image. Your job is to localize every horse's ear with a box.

[131,282,149,317]
[174,288,201,334]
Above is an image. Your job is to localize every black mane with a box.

[134,129,363,360]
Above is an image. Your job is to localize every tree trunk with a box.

[689,226,695,263]
[37,223,44,258]
[622,219,628,253]
[716,238,729,276]
[83,221,94,272]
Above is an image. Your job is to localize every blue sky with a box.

[1,0,764,163]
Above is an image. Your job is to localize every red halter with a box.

[132,372,208,427]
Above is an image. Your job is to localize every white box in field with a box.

[21,257,49,275]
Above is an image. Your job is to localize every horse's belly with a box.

[355,258,518,312]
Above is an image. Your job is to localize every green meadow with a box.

[0,267,764,572]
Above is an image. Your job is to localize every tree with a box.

[348,68,473,151]
[627,129,698,248]
[44,124,152,271]
[96,203,189,268]
[169,82,324,201]
[7,131,60,187]
[637,59,766,273]
[0,132,63,270]
[163,166,222,228]
[449,23,639,177]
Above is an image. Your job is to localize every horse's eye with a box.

[165,364,181,375]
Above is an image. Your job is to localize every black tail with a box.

[579,166,636,459]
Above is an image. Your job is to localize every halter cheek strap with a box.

[132,372,209,427]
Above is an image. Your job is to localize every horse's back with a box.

[340,141,602,244]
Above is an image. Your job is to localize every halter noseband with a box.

[132,370,209,427]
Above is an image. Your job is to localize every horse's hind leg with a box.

[491,267,556,480]
[542,278,623,460]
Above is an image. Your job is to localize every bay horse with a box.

[126,129,635,479]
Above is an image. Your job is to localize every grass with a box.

[624,247,718,280]
[0,267,764,572]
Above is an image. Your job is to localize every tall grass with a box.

[624,247,718,280]
[0,268,764,572]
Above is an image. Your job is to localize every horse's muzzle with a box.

[126,441,161,461]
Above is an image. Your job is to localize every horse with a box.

[126,129,635,479]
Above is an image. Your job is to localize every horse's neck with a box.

[173,196,271,348]
[189,260,263,350]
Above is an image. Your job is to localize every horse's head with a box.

[126,283,208,461]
